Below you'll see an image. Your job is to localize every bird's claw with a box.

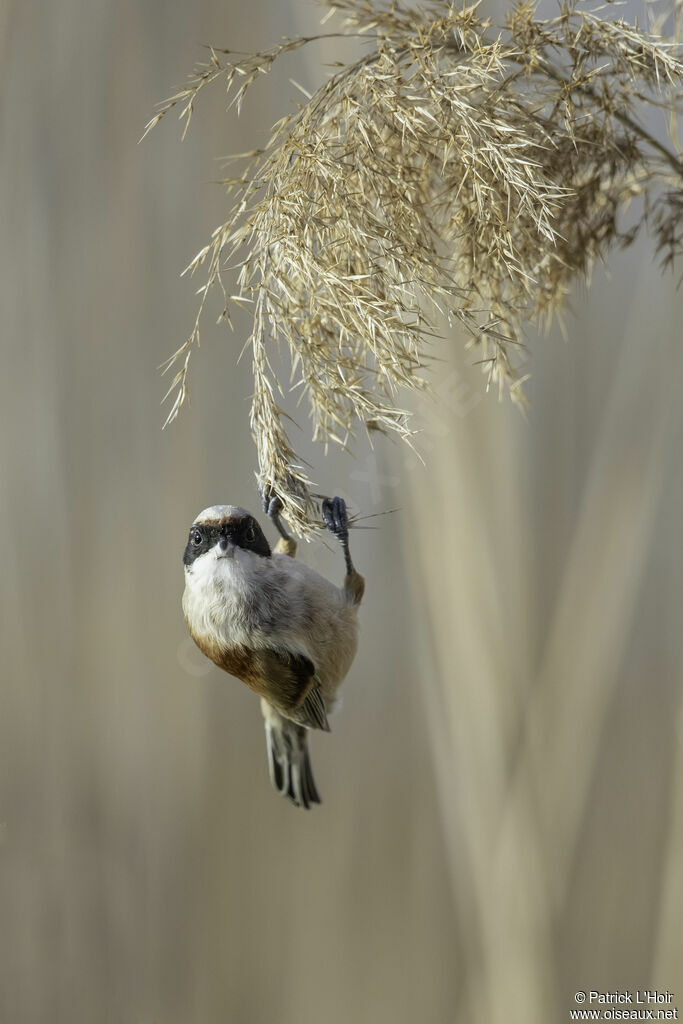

[259,483,291,542]
[259,482,284,520]
[322,496,349,543]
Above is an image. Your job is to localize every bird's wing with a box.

[253,648,330,732]
[188,626,329,731]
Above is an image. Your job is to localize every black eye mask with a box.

[183,517,271,567]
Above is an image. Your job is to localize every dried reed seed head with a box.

[147,0,683,536]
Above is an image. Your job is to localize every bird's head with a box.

[183,505,271,572]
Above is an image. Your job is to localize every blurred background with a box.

[1,1,682,1022]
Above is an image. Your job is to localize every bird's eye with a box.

[244,523,255,544]
[191,529,203,546]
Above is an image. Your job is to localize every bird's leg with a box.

[322,496,352,573]
[322,496,365,605]
[259,484,297,558]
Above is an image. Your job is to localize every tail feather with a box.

[264,713,321,809]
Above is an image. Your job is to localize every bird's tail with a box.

[261,702,321,809]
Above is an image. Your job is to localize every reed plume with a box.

[145,0,683,534]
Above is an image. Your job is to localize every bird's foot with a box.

[259,481,282,520]
[322,496,353,574]
[259,483,291,541]
[322,496,348,542]
[323,496,364,604]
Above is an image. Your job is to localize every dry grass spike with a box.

[145,0,683,536]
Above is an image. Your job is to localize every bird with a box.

[181,491,364,808]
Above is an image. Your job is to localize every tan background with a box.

[1,2,682,1022]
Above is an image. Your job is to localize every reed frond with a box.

[148,0,683,534]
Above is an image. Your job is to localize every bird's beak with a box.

[215,537,235,559]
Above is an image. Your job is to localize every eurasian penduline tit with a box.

[181,491,364,808]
